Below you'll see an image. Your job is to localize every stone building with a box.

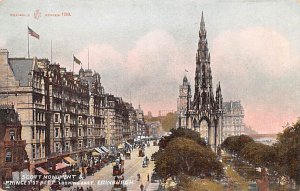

[176,14,223,149]
[145,121,161,138]
[135,105,146,139]
[176,76,191,129]
[124,102,137,142]
[0,49,142,173]
[222,101,245,141]
[79,69,106,150]
[0,105,28,187]
[103,95,123,149]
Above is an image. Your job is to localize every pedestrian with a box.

[147,173,150,181]
[89,186,93,191]
[137,173,141,181]
[140,183,144,191]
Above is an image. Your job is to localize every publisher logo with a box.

[34,9,41,20]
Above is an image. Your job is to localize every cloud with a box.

[74,27,300,133]
[211,27,300,133]
[76,30,189,114]
[0,37,6,48]
[76,44,126,92]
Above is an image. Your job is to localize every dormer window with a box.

[9,130,15,141]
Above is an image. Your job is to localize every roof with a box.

[0,105,19,124]
[9,58,33,86]
[223,101,243,113]
[82,75,94,90]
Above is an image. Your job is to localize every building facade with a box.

[135,105,146,139]
[145,121,161,138]
[0,49,143,173]
[0,105,28,187]
[222,101,245,141]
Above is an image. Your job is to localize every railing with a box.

[34,103,45,109]
[34,121,46,126]
[33,86,44,94]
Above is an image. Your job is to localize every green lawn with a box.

[225,165,249,191]
[180,179,224,191]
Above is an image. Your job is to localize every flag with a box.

[28,26,39,39]
[73,55,81,65]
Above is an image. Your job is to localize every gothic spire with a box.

[199,11,206,37]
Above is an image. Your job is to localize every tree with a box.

[221,135,254,156]
[158,128,206,149]
[240,142,277,168]
[154,137,223,180]
[161,112,177,132]
[274,121,300,185]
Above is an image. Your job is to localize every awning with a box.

[118,143,124,149]
[101,146,109,153]
[94,148,105,154]
[63,157,76,165]
[56,162,68,170]
[92,151,100,156]
[36,167,50,175]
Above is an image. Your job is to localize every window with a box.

[31,127,35,139]
[65,115,69,123]
[78,128,82,137]
[78,141,82,148]
[88,118,91,125]
[9,130,15,141]
[55,143,60,153]
[88,140,92,147]
[36,129,39,141]
[65,142,69,152]
[6,149,12,162]
[36,145,40,158]
[32,145,35,159]
[54,114,59,123]
[55,128,59,138]
[78,117,82,124]
[41,144,45,158]
[88,128,91,136]
[65,128,69,137]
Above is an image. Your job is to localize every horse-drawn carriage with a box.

[138,148,145,157]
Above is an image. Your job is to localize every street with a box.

[59,143,159,191]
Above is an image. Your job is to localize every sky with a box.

[0,0,300,133]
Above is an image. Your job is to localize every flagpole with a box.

[51,40,53,64]
[72,55,74,73]
[27,30,30,58]
[88,48,89,70]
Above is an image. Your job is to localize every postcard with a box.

[0,1,299,191]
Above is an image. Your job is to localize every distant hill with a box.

[145,112,177,132]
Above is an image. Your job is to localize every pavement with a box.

[41,142,159,191]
